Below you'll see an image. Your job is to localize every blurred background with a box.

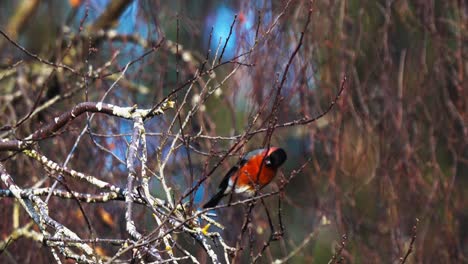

[0,0,466,263]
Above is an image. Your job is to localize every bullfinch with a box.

[203,147,287,208]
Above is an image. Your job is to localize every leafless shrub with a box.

[0,0,466,263]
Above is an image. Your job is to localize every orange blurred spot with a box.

[107,142,116,150]
[98,208,115,227]
[73,208,85,226]
[69,0,81,8]
[95,246,107,256]
[238,12,246,24]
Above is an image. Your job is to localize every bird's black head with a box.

[265,148,287,168]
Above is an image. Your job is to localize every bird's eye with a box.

[265,158,272,166]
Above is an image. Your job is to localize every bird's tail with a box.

[202,190,225,209]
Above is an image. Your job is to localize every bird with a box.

[202,147,287,209]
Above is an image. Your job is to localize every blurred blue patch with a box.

[193,184,205,206]
[204,5,238,61]
[75,1,150,71]
[202,1,278,64]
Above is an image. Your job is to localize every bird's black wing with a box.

[218,165,239,191]
[203,166,240,209]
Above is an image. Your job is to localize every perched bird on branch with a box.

[203,147,287,209]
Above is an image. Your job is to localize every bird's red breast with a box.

[230,148,279,194]
[202,147,287,208]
